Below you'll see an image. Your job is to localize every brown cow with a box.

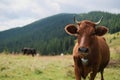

[65,17,110,80]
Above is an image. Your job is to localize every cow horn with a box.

[95,16,103,25]
[74,16,79,24]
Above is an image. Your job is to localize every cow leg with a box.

[89,71,97,80]
[74,66,81,80]
[23,52,25,55]
[89,66,98,80]
[73,56,82,80]
[100,69,104,80]
[32,53,34,57]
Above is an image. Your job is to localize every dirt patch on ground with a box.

[107,59,120,68]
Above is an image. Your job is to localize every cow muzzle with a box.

[78,47,89,65]
[78,47,88,53]
[78,47,89,60]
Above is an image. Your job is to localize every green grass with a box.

[0,54,75,80]
[0,54,120,80]
[105,32,120,61]
[105,32,120,47]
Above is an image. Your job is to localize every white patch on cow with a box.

[81,58,88,65]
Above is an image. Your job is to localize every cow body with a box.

[73,36,110,80]
[65,18,110,80]
[22,48,36,57]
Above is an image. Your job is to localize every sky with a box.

[0,0,120,31]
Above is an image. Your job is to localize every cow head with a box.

[65,17,108,59]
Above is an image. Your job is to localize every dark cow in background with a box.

[65,16,110,80]
[22,48,36,57]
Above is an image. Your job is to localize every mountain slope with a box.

[0,13,76,54]
[0,11,120,55]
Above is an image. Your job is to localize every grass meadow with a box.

[0,32,120,80]
[0,53,119,80]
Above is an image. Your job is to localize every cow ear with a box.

[95,26,108,36]
[65,24,78,36]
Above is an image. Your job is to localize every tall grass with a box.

[0,54,119,80]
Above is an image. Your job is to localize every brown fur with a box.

[65,20,110,80]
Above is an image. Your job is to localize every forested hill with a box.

[0,11,120,55]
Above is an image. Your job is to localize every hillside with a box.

[0,11,120,55]
[0,13,75,55]
[105,32,120,59]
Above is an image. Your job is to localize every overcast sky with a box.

[0,0,120,31]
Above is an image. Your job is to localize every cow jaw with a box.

[79,52,88,65]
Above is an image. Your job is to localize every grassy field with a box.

[0,32,120,80]
[0,54,119,80]
[0,54,74,80]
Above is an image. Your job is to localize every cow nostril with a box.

[85,48,88,53]
[78,47,88,53]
